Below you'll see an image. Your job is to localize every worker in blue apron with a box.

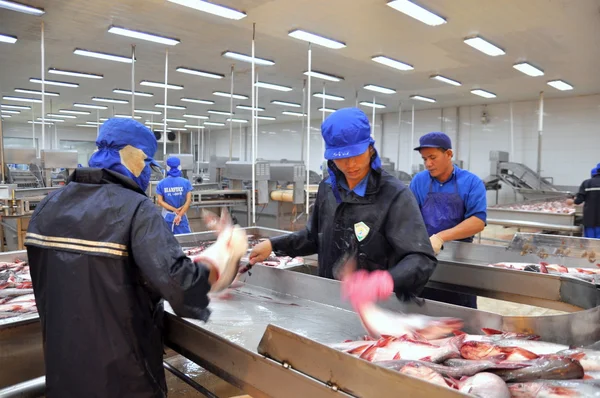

[409,132,487,308]
[156,157,193,234]
[567,166,600,238]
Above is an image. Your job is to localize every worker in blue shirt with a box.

[156,157,193,234]
[410,132,487,308]
[566,166,600,238]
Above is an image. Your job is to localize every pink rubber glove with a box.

[341,270,394,310]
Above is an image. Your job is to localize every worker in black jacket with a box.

[567,166,600,238]
[249,108,437,309]
[25,118,248,398]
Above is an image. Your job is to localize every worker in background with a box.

[157,156,193,234]
[25,118,248,398]
[409,132,486,308]
[249,107,437,309]
[566,166,600,238]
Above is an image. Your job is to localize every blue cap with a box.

[414,132,452,151]
[592,167,598,177]
[167,157,180,169]
[95,118,160,168]
[322,107,373,160]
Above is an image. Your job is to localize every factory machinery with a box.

[3,230,600,397]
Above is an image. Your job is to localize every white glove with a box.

[429,234,444,256]
[193,225,249,292]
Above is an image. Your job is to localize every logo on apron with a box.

[354,222,370,242]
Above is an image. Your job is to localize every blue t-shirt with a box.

[338,172,370,197]
[156,176,193,209]
[409,166,487,223]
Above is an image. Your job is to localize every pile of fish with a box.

[332,305,600,397]
[0,259,36,320]
[493,200,575,214]
[488,262,600,283]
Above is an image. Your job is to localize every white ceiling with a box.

[1,0,599,129]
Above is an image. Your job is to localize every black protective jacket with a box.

[270,162,437,301]
[26,168,213,398]
[574,175,600,227]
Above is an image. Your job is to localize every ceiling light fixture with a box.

[303,70,343,82]
[140,81,183,90]
[359,101,386,109]
[282,111,307,117]
[114,114,142,119]
[204,121,225,126]
[318,107,337,113]
[176,67,224,79]
[29,78,79,88]
[134,109,161,115]
[222,51,275,66]
[74,103,108,110]
[464,36,505,57]
[271,100,301,108]
[47,113,76,119]
[0,33,17,44]
[1,115,11,118]
[85,121,103,125]
[38,117,64,122]
[1,110,19,114]
[92,97,129,104]
[181,98,214,104]
[184,125,206,129]
[169,127,188,131]
[430,74,461,86]
[108,26,180,46]
[208,110,232,116]
[59,109,90,115]
[145,122,164,126]
[255,115,276,121]
[288,29,346,49]
[213,91,248,100]
[470,89,497,98]
[155,104,186,110]
[386,0,446,26]
[547,80,573,91]
[183,114,209,119]
[364,84,396,94]
[0,0,44,15]
[48,68,103,79]
[15,88,59,96]
[371,55,414,71]
[313,93,344,101]
[237,105,265,111]
[410,95,436,103]
[163,118,187,123]
[74,48,132,64]
[29,121,54,125]
[513,62,544,77]
[2,104,30,110]
[167,0,246,20]
[255,82,293,92]
[3,96,41,103]
[227,118,248,123]
[76,124,97,128]
[113,89,153,97]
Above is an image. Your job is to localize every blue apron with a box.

[419,177,477,308]
[161,208,191,235]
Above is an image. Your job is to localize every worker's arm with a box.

[436,216,485,242]
[178,192,192,216]
[156,194,179,213]
[130,199,216,321]
[572,181,587,205]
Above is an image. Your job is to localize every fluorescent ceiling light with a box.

[255,115,276,121]
[271,100,301,108]
[410,95,436,103]
[48,68,103,79]
[140,81,183,90]
[3,96,41,103]
[114,114,142,119]
[155,104,186,110]
[114,89,153,97]
[47,113,76,119]
[38,117,64,122]
[430,75,461,86]
[74,48,132,64]
[183,114,209,119]
[222,51,275,66]
[360,101,386,109]
[208,110,232,116]
[30,78,78,88]
[184,125,205,129]
[237,105,265,111]
[364,84,396,94]
[204,121,225,126]
[213,91,248,100]
[153,129,171,132]
[387,0,446,26]
[282,111,307,117]
[176,67,224,79]
[0,1,44,15]
[547,80,573,91]
[15,88,59,96]
[313,93,344,101]
[227,118,248,123]
[0,33,17,44]
[1,115,11,118]
[74,103,108,110]
[470,89,497,98]
[92,97,129,104]
[29,121,54,125]
[163,118,186,123]
[513,62,544,77]
[318,107,337,113]
[181,98,214,104]
[169,128,187,131]
[372,56,414,71]
[464,36,505,57]
[108,26,180,46]
[303,70,343,82]
[145,122,165,126]
[255,82,293,92]
[76,124,97,128]
[134,109,161,115]
[1,110,19,114]
[60,109,89,115]
[85,121,103,125]
[288,29,346,49]
[167,0,246,20]
[2,104,30,110]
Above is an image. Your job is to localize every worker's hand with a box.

[341,270,394,311]
[429,234,444,256]
[566,198,575,206]
[248,240,273,265]
[174,215,182,226]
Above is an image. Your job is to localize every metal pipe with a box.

[162,361,218,398]
[163,49,168,159]
[396,102,402,170]
[40,21,45,151]
[455,107,460,161]
[306,43,312,222]
[201,129,204,162]
[510,102,514,161]
[229,65,234,161]
[178,131,181,153]
[355,90,358,108]
[31,105,35,151]
[0,115,4,184]
[239,122,242,160]
[410,104,415,171]
[97,110,100,137]
[251,23,256,225]
[300,79,306,162]
[0,376,45,398]
[321,83,325,178]
[537,92,544,177]
[254,71,259,161]
[131,45,136,117]
[371,96,376,137]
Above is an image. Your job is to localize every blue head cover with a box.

[88,118,159,192]
[166,156,182,178]
[592,167,598,177]
[321,107,382,203]
[414,132,452,151]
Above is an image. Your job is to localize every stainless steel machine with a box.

[3,148,43,189]
[40,150,78,187]
[224,160,270,205]
[208,155,239,188]
[4,230,600,397]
